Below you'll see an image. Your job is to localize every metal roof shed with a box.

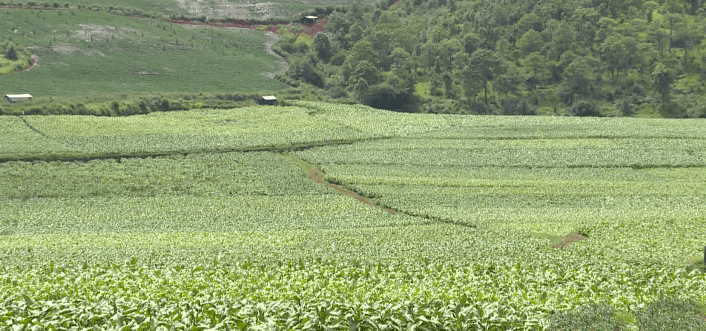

[258,96,277,105]
[4,94,33,103]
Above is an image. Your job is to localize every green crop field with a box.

[33,0,366,19]
[1,102,705,330]
[0,8,287,103]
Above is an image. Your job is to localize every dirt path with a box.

[263,31,289,78]
[284,154,397,214]
[306,165,398,214]
[554,232,586,249]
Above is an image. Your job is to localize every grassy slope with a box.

[0,8,287,101]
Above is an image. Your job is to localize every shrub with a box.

[5,42,18,61]
[637,298,706,331]
[567,99,602,117]
[547,303,619,331]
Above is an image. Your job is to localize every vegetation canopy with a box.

[276,0,706,117]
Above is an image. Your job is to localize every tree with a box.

[342,40,377,82]
[346,22,365,46]
[312,33,334,63]
[674,20,700,68]
[599,34,627,77]
[548,21,576,58]
[652,62,675,102]
[571,7,599,50]
[563,57,595,96]
[468,49,503,105]
[664,13,683,53]
[353,77,369,103]
[389,47,414,89]
[517,29,543,55]
[495,64,523,97]
[347,60,381,87]
[286,56,324,87]
[637,42,658,80]
[363,81,414,111]
[369,29,393,69]
[5,42,18,61]
[568,99,601,116]
[524,52,550,88]
[648,20,668,57]
[515,13,543,35]
[462,32,481,54]
[438,38,462,70]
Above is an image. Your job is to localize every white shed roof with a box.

[304,16,318,19]
[5,94,33,99]
[261,96,277,100]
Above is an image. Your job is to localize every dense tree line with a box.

[276,0,706,117]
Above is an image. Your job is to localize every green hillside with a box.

[1,102,705,330]
[278,0,706,117]
[0,8,287,101]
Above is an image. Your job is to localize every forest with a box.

[275,0,706,117]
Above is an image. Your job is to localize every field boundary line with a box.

[404,135,706,140]
[18,116,49,139]
[0,136,388,163]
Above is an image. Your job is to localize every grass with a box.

[0,8,287,103]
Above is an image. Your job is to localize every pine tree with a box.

[5,42,18,61]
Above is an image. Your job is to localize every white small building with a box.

[258,95,277,105]
[4,94,33,103]
[304,16,318,23]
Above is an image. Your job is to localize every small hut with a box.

[257,96,277,106]
[4,94,33,103]
[303,16,318,23]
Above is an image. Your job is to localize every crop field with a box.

[21,0,372,19]
[0,8,287,101]
[1,102,706,330]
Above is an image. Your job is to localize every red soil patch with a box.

[554,232,586,249]
[299,20,327,37]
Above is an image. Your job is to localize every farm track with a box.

[281,153,476,229]
[18,116,49,138]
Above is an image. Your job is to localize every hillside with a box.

[277,0,706,117]
[1,102,705,330]
[0,6,293,112]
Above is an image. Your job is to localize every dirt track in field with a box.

[554,232,586,249]
[305,163,398,215]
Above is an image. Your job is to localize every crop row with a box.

[1,106,380,160]
[4,102,706,160]
[0,152,329,199]
[295,137,706,168]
